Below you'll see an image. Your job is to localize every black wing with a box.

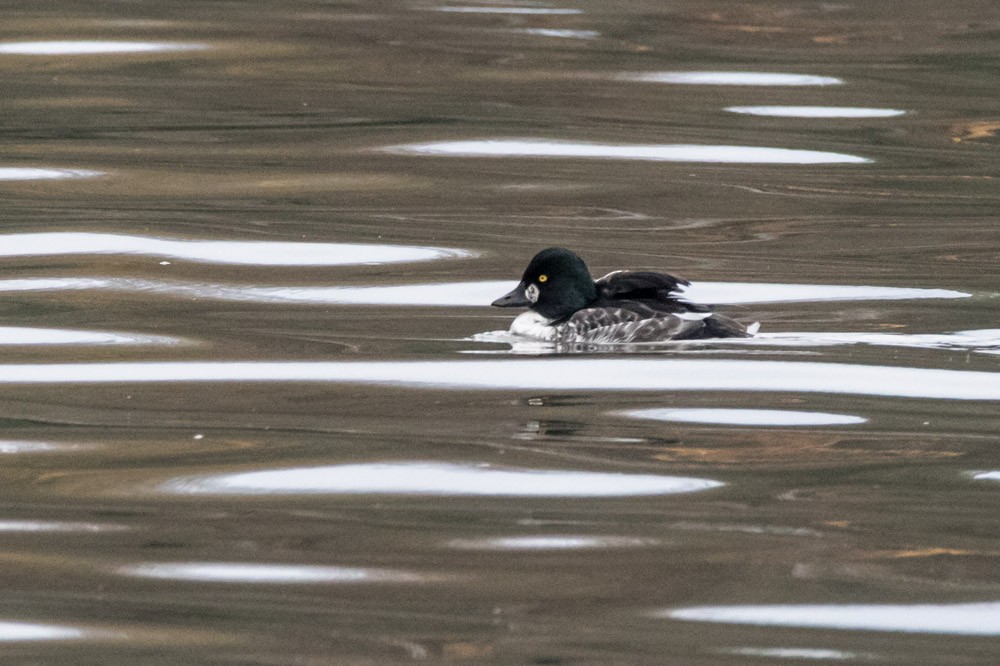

[594,270,700,313]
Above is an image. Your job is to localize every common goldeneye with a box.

[491,247,752,343]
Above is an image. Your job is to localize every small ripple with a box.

[160,462,723,497]
[618,408,866,427]
[0,41,209,55]
[670,522,823,538]
[432,6,583,14]
[388,139,870,164]
[726,106,906,118]
[660,601,1000,635]
[0,168,103,181]
[0,233,473,266]
[117,562,431,584]
[620,71,843,86]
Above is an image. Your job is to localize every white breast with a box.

[509,311,558,341]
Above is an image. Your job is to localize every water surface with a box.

[2,0,999,662]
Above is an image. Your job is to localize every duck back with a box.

[594,270,698,313]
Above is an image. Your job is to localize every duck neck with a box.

[536,280,597,321]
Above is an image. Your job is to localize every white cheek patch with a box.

[525,283,540,303]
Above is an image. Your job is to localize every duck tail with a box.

[701,314,756,339]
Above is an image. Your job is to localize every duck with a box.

[491,247,753,344]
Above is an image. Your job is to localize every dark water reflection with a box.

[2,0,1000,662]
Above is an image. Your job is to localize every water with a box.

[2,0,1000,662]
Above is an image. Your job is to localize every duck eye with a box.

[538,274,548,283]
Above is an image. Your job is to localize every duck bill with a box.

[491,283,531,308]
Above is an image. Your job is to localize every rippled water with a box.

[3,1,1000,662]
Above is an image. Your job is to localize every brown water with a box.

[2,1,1000,662]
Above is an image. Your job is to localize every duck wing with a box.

[559,308,748,344]
[594,270,698,312]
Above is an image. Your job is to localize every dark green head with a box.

[492,247,598,320]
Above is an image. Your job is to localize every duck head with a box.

[492,247,598,320]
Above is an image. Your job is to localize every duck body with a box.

[492,248,751,344]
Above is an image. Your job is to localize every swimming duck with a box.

[491,247,752,343]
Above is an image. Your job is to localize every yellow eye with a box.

[538,274,548,283]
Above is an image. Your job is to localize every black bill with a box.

[491,283,531,307]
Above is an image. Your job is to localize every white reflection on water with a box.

[118,562,427,583]
[719,647,873,661]
[0,360,999,401]
[621,72,843,86]
[434,7,583,14]
[389,139,870,164]
[0,520,126,532]
[0,441,93,454]
[0,233,472,266]
[516,29,599,39]
[758,329,1000,353]
[477,328,1000,356]
[250,279,967,306]
[682,281,968,304]
[0,622,86,641]
[663,601,1000,635]
[0,41,208,55]
[244,280,510,305]
[162,462,723,497]
[726,106,906,118]
[0,326,180,346]
[973,471,1000,482]
[0,277,966,306]
[448,535,657,550]
[619,408,866,427]
[0,278,111,293]
[0,168,103,181]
